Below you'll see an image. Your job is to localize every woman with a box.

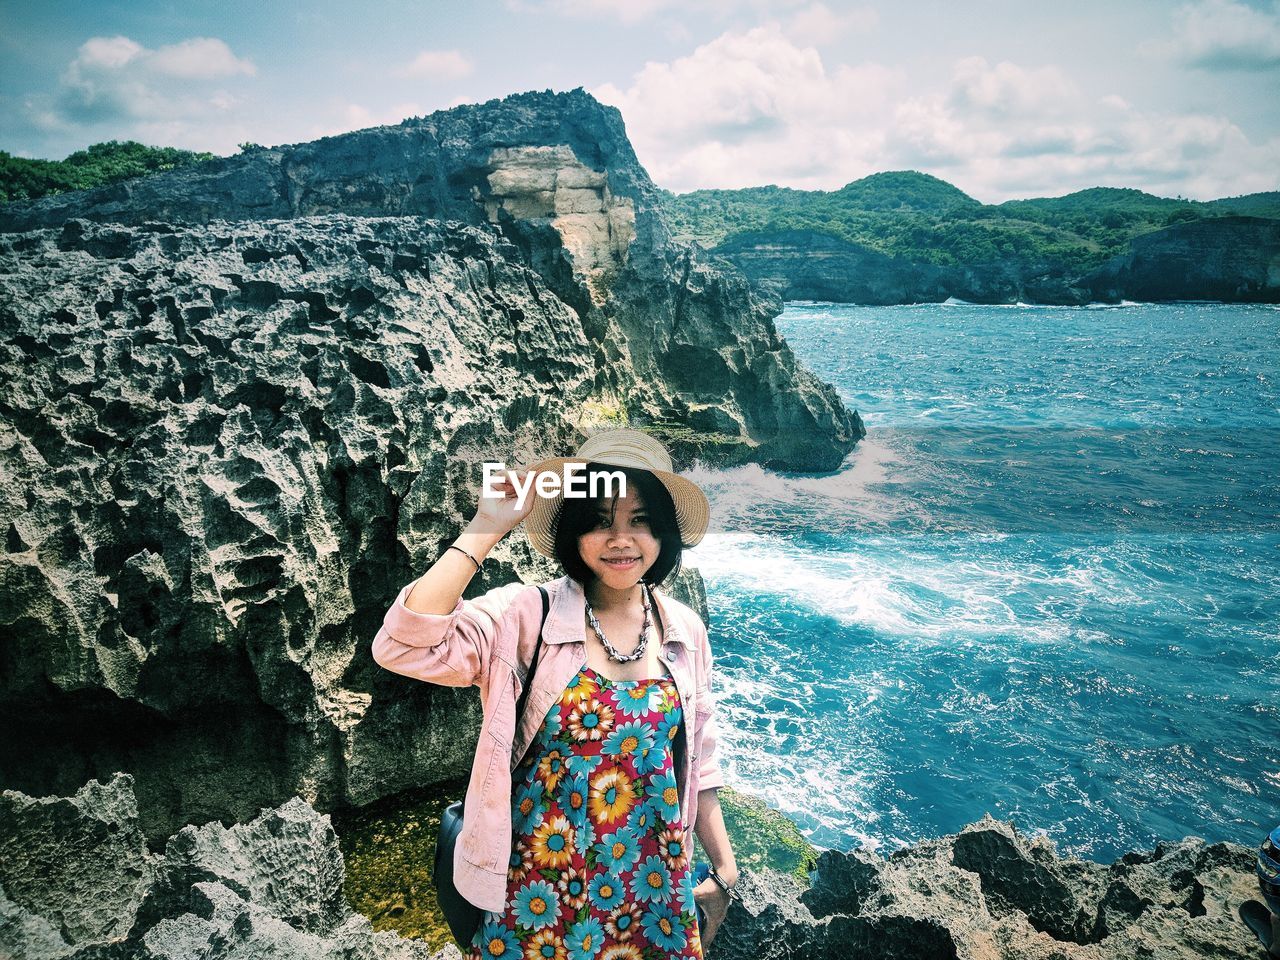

[372,428,740,959]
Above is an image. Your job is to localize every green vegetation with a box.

[699,785,819,885]
[660,172,1279,275]
[333,780,461,952]
[0,140,218,203]
[641,421,751,468]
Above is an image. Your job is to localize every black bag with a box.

[434,584,550,950]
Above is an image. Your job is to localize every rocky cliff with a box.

[2,775,1266,960]
[0,88,864,469]
[713,218,1280,305]
[0,214,609,840]
[713,230,951,306]
[1080,215,1280,303]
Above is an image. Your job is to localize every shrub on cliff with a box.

[0,139,217,203]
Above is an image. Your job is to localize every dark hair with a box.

[553,462,684,588]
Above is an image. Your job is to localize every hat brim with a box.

[520,457,710,559]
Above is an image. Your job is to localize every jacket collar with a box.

[542,575,690,647]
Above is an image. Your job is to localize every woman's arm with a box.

[403,521,505,614]
[370,469,537,687]
[694,788,738,885]
[692,788,738,945]
[690,621,738,943]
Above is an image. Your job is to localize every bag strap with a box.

[513,585,550,725]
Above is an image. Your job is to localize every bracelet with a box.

[447,544,482,573]
[707,865,742,902]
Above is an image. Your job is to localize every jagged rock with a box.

[0,88,864,469]
[703,813,1262,960]
[1,778,1265,960]
[0,91,861,844]
[0,774,444,960]
[0,773,153,948]
[0,213,617,838]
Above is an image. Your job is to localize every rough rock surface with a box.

[712,229,953,306]
[712,814,1263,960]
[713,219,1280,306]
[0,88,863,469]
[1,773,443,960]
[2,778,1263,960]
[0,214,624,839]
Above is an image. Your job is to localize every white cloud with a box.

[593,25,901,190]
[505,0,823,25]
[784,3,878,46]
[148,38,257,79]
[1147,0,1280,70]
[75,36,145,70]
[504,0,684,24]
[400,49,474,80]
[11,34,259,155]
[593,25,1280,201]
[947,56,1078,119]
[52,35,256,126]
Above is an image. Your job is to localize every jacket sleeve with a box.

[695,617,726,791]
[371,577,529,688]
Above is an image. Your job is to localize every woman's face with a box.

[577,484,660,590]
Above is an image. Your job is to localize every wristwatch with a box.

[707,864,742,902]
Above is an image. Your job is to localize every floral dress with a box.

[470,663,703,960]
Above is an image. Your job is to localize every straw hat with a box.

[522,428,710,559]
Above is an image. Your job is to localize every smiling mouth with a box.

[602,557,639,566]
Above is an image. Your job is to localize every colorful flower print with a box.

[602,720,655,760]
[643,767,681,824]
[470,664,702,960]
[508,835,535,885]
[629,854,673,903]
[642,901,688,954]
[556,866,590,912]
[598,944,644,960]
[588,871,626,911]
[604,902,644,942]
[530,815,576,871]
[514,779,547,835]
[475,919,520,959]
[654,711,680,750]
[610,680,661,719]
[526,927,569,960]
[657,827,689,872]
[537,748,572,794]
[561,671,599,706]
[565,915,605,960]
[514,878,561,930]
[568,698,615,742]
[588,766,637,825]
[592,824,641,874]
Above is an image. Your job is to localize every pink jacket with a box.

[371,573,726,913]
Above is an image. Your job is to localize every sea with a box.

[683,300,1280,863]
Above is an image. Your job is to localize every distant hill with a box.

[1208,191,1280,218]
[659,172,1276,276]
[661,172,1280,303]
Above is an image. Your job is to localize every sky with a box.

[1,0,1278,204]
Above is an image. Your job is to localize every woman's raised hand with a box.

[468,468,541,538]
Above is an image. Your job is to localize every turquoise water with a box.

[684,301,1280,862]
